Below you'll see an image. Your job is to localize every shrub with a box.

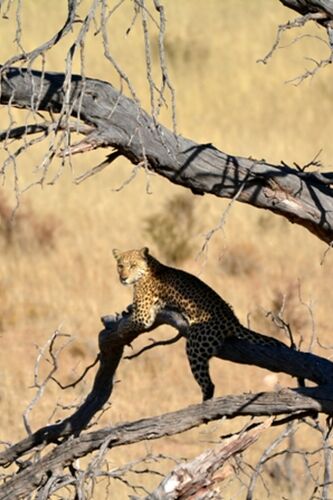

[144,193,196,265]
[219,242,259,276]
[0,192,59,250]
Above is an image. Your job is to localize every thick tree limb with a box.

[0,309,184,468]
[1,385,333,499]
[1,306,333,475]
[1,67,333,243]
[0,306,333,498]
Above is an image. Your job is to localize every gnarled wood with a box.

[1,386,333,499]
[143,418,273,500]
[1,306,333,474]
[1,67,333,243]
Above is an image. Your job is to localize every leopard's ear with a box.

[112,249,121,261]
[140,246,149,259]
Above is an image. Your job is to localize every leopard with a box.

[113,246,280,401]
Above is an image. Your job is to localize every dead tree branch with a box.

[246,423,296,499]
[143,418,274,500]
[1,68,333,243]
[258,11,329,66]
[124,332,183,360]
[1,306,333,475]
[0,305,332,497]
[0,0,79,69]
[1,385,333,499]
[260,0,333,82]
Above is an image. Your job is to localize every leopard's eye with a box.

[130,263,136,270]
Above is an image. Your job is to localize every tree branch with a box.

[124,332,183,360]
[0,0,78,69]
[1,305,333,475]
[1,67,333,243]
[1,385,333,499]
[144,418,274,500]
[279,0,333,22]
[260,1,333,83]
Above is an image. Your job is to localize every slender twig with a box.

[124,332,183,360]
[198,167,254,259]
[0,0,78,72]
[51,354,100,390]
[74,150,122,184]
[23,330,72,436]
[258,11,328,65]
[246,425,296,500]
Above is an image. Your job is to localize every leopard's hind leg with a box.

[186,324,217,401]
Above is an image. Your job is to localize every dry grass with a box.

[1,0,333,497]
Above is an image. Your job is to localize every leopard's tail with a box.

[235,325,288,348]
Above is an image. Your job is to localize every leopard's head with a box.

[112,247,150,285]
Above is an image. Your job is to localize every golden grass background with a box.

[1,0,333,497]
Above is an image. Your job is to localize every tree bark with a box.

[279,0,333,20]
[1,67,333,244]
[1,386,333,499]
[144,418,273,500]
[1,307,333,474]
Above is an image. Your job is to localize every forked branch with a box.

[260,0,333,83]
[1,383,333,499]
[1,68,333,243]
[1,305,333,476]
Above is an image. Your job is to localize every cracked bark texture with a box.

[1,67,333,243]
[1,306,333,482]
[1,382,333,499]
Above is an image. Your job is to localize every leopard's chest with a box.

[135,277,215,325]
[135,282,165,310]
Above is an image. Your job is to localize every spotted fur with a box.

[113,247,277,400]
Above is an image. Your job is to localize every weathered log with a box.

[1,385,333,499]
[1,67,333,243]
[1,306,333,473]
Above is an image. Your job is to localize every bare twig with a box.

[246,424,295,500]
[23,330,72,436]
[198,167,253,258]
[286,54,333,85]
[74,150,122,184]
[0,0,78,71]
[258,11,328,65]
[265,297,298,350]
[100,0,139,103]
[259,6,333,83]
[52,354,100,390]
[153,0,178,136]
[293,149,323,172]
[322,419,333,500]
[124,332,183,360]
